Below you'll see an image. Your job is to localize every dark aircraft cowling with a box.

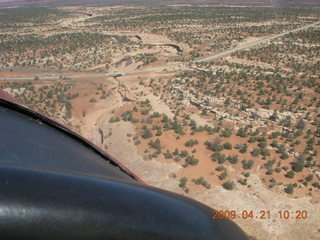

[0,165,249,240]
[0,91,249,240]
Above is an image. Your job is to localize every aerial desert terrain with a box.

[0,1,319,239]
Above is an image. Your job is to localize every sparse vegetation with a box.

[1,5,319,224]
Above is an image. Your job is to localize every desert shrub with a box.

[219,171,228,180]
[237,128,248,137]
[270,140,278,148]
[216,166,226,172]
[292,161,304,172]
[266,169,274,175]
[242,160,254,170]
[173,148,180,156]
[222,181,234,190]
[223,142,232,150]
[280,152,289,159]
[141,109,149,115]
[227,155,238,164]
[121,111,133,121]
[270,131,280,139]
[141,126,153,139]
[220,128,232,138]
[155,129,162,136]
[285,184,294,194]
[236,143,248,153]
[185,139,199,147]
[185,155,199,166]
[151,151,161,158]
[306,174,313,182]
[164,150,173,159]
[248,137,258,143]
[285,171,295,179]
[109,117,120,123]
[238,178,247,185]
[252,148,261,157]
[205,138,224,152]
[179,177,188,188]
[260,148,270,156]
[296,119,306,130]
[192,177,211,189]
[150,112,161,118]
[148,139,161,151]
[211,152,226,164]
[180,150,189,158]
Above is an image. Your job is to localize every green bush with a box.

[148,139,161,151]
[260,148,270,156]
[173,148,180,156]
[179,177,188,188]
[270,141,278,148]
[242,160,254,170]
[285,171,295,179]
[223,142,232,150]
[109,117,120,123]
[205,139,224,152]
[306,174,313,182]
[237,128,248,137]
[163,150,173,159]
[220,128,232,138]
[285,184,294,194]
[150,112,161,118]
[280,152,289,159]
[185,139,199,147]
[219,171,228,180]
[236,143,248,153]
[252,148,261,157]
[185,155,199,166]
[142,126,153,139]
[121,111,133,121]
[151,151,161,158]
[222,181,234,190]
[292,161,304,172]
[211,152,226,164]
[180,150,189,158]
[192,177,210,189]
[227,155,238,164]
[141,109,149,115]
[238,178,247,185]
[266,169,273,175]
[216,166,226,172]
